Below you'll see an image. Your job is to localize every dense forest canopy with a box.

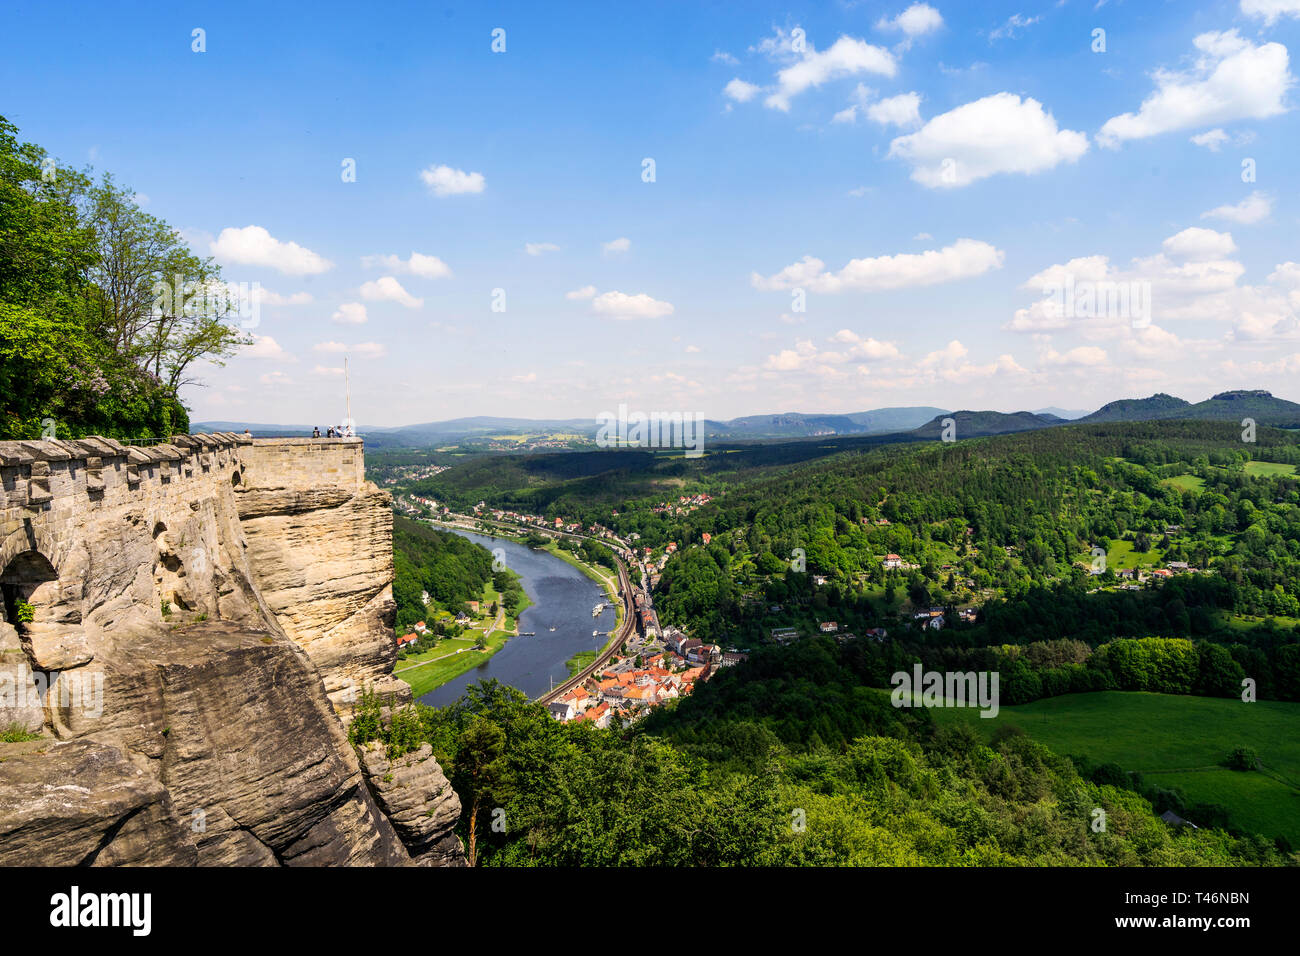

[352,671,1291,866]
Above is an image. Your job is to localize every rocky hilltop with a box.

[0,433,463,866]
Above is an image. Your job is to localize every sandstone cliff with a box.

[0,433,463,866]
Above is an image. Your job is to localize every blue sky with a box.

[4,0,1299,426]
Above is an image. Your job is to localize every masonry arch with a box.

[0,550,60,631]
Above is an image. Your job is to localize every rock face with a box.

[0,738,196,866]
[234,440,411,712]
[360,742,466,867]
[0,433,462,867]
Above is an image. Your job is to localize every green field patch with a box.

[932,690,1300,843]
[1160,474,1205,493]
[565,650,598,677]
[1074,538,1163,571]
[394,629,509,698]
[1244,461,1297,478]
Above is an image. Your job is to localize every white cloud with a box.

[332,302,368,325]
[256,288,313,306]
[525,242,560,256]
[313,365,345,377]
[685,344,701,353]
[359,276,423,308]
[888,93,1088,188]
[590,291,675,319]
[915,339,1028,383]
[876,4,944,38]
[828,329,902,359]
[751,238,1005,293]
[724,78,761,102]
[1098,30,1293,148]
[1201,191,1272,225]
[712,50,740,65]
[1004,227,1300,343]
[989,14,1041,41]
[919,339,969,368]
[1190,128,1229,150]
[1162,227,1237,261]
[211,226,333,275]
[831,84,875,124]
[566,285,598,300]
[914,232,934,240]
[244,335,290,360]
[511,372,538,383]
[362,252,453,279]
[764,339,834,372]
[1241,0,1300,26]
[313,341,348,353]
[602,237,631,254]
[765,36,897,111]
[1043,346,1108,367]
[419,164,486,196]
[867,91,922,127]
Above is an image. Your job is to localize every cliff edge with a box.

[0,433,463,866]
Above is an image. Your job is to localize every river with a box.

[417,528,616,708]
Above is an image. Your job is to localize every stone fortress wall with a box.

[0,434,459,867]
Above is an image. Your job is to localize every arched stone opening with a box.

[0,549,89,671]
[0,551,59,633]
[231,470,242,486]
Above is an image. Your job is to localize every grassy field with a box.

[1161,474,1206,492]
[1245,461,1297,478]
[1222,612,1300,633]
[394,580,517,698]
[1074,538,1163,572]
[931,691,1300,843]
[394,628,510,698]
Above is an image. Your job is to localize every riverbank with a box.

[396,523,619,702]
[394,575,531,699]
[564,649,598,677]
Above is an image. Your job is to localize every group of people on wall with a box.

[311,424,355,438]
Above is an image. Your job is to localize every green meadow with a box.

[1244,461,1297,478]
[932,691,1300,843]
[1160,473,1206,493]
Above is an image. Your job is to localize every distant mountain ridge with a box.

[195,391,1300,446]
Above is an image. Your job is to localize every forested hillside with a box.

[353,671,1290,866]
[392,516,504,632]
[646,421,1300,640]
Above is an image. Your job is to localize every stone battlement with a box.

[0,434,367,513]
[0,433,249,513]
